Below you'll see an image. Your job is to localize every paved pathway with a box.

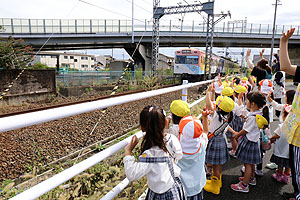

[204,82,297,200]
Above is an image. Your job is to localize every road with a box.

[204,82,297,200]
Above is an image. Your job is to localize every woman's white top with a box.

[273,124,289,159]
[244,110,261,142]
[123,134,182,194]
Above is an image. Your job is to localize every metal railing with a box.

[0,18,299,35]
[4,79,212,200]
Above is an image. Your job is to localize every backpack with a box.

[265,71,272,79]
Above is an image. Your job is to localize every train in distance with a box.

[174,48,240,82]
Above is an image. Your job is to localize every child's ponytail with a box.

[262,105,269,128]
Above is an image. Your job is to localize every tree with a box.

[0,36,33,70]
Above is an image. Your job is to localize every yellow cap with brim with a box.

[234,85,247,94]
[216,96,235,113]
[221,87,234,96]
[170,100,190,117]
[222,81,229,88]
[256,115,269,129]
[241,77,248,81]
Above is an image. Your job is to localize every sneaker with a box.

[272,172,283,182]
[231,182,249,193]
[238,177,257,186]
[229,150,237,158]
[255,169,263,176]
[282,173,290,184]
[266,163,278,170]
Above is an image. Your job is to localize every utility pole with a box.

[132,0,134,43]
[269,0,280,67]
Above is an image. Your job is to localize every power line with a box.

[78,0,144,23]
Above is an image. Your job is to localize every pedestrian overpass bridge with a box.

[1,18,300,70]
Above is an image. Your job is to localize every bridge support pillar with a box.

[289,46,300,66]
[125,44,152,73]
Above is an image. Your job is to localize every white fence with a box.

[7,79,214,200]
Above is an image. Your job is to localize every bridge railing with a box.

[0,18,299,35]
[4,79,214,200]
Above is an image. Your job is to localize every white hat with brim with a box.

[179,116,203,155]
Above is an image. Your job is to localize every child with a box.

[268,90,296,184]
[272,70,286,118]
[203,85,235,195]
[177,112,211,200]
[123,105,186,199]
[167,100,191,138]
[222,86,244,156]
[231,91,269,193]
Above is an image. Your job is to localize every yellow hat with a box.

[252,77,257,83]
[216,96,235,113]
[222,81,229,88]
[234,85,247,94]
[221,87,234,96]
[170,100,190,117]
[256,115,268,129]
[241,77,248,81]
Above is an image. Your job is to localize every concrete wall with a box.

[0,69,56,106]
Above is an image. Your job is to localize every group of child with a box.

[122,28,299,200]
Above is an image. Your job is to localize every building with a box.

[158,53,174,70]
[33,51,97,71]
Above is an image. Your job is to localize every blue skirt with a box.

[187,190,203,200]
[205,134,230,165]
[226,114,243,137]
[145,177,187,200]
[235,135,261,164]
[270,154,290,168]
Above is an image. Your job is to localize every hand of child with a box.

[238,92,244,99]
[125,135,139,156]
[267,90,273,101]
[270,137,276,143]
[281,28,295,43]
[260,49,265,59]
[202,108,214,117]
[246,49,251,57]
[207,84,213,92]
[233,131,239,139]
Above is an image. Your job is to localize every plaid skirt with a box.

[226,114,243,137]
[206,134,230,165]
[187,190,203,200]
[235,135,261,164]
[270,154,290,168]
[145,177,187,200]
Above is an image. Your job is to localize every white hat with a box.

[213,81,224,94]
[179,116,203,155]
[259,79,273,94]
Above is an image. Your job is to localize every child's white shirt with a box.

[273,124,289,159]
[123,134,182,194]
[271,101,289,123]
[243,111,261,142]
[167,124,179,138]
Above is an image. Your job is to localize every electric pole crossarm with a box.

[153,2,214,19]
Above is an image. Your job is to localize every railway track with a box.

[0,82,209,185]
[0,84,180,118]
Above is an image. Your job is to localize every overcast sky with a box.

[1,0,299,61]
